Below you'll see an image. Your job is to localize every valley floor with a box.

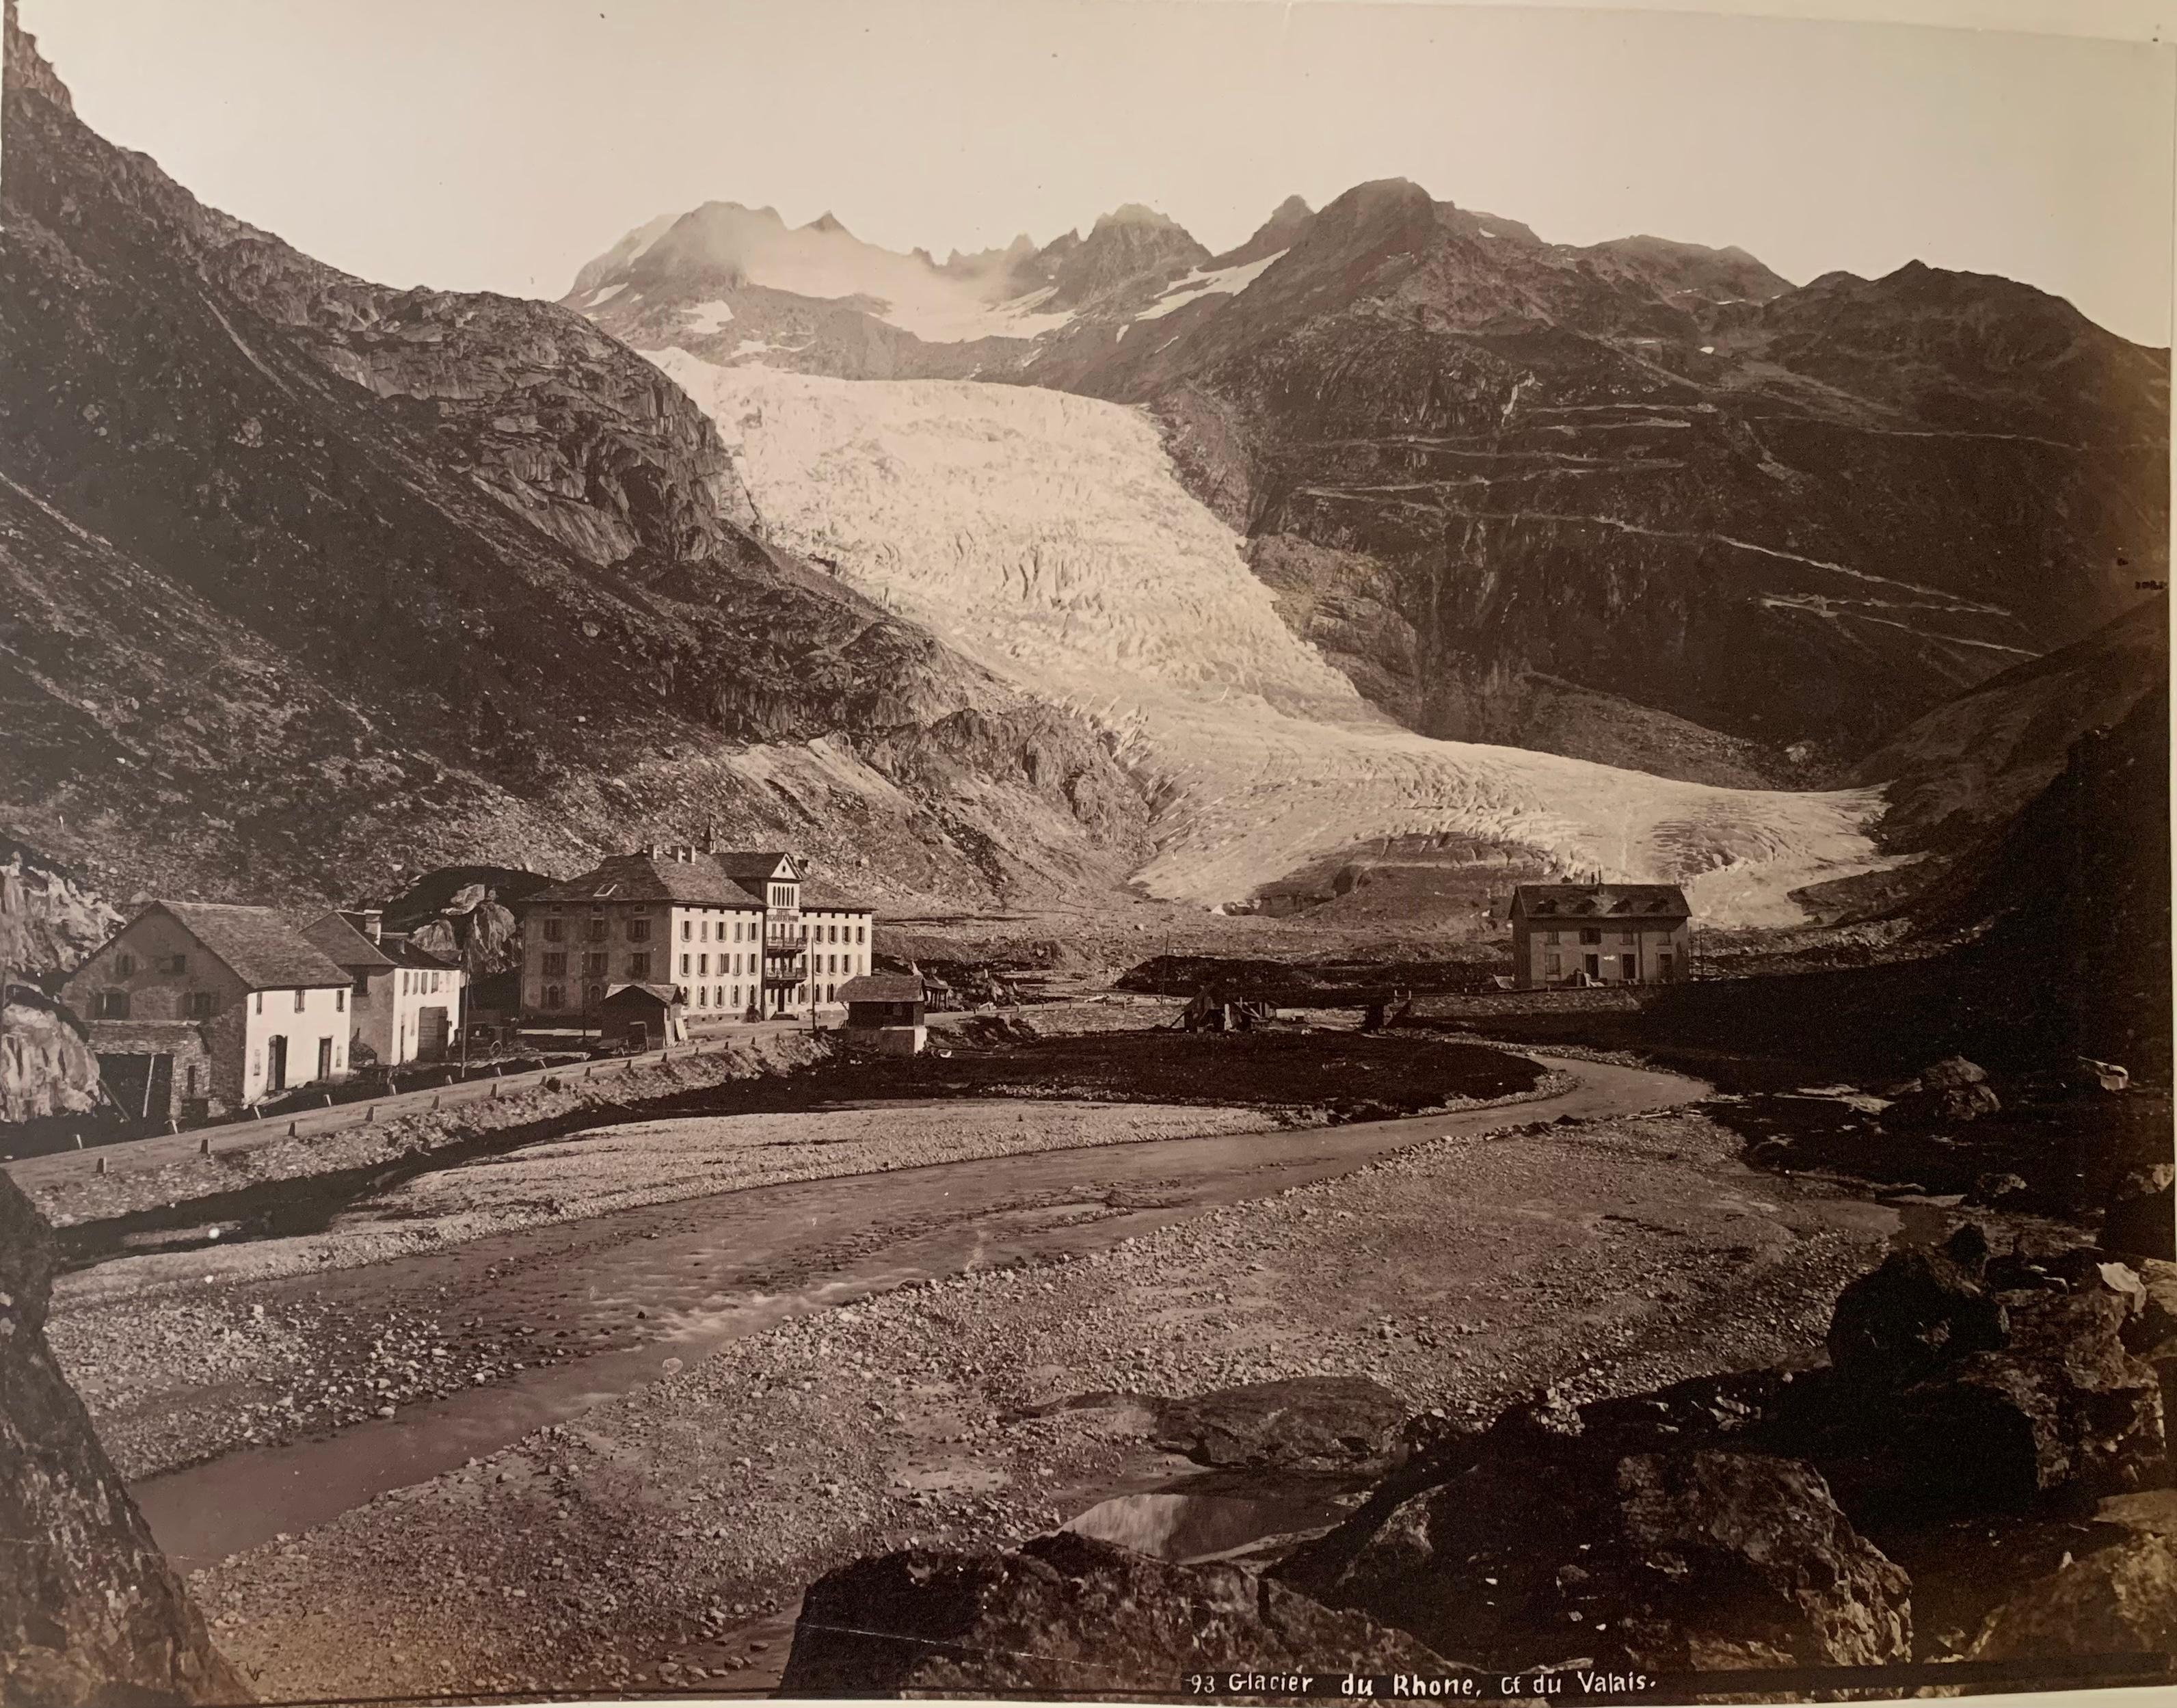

[179,1089,1908,1700]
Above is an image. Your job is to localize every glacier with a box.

[652,351,1894,925]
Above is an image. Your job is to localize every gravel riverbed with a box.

[194,1105,1902,1702]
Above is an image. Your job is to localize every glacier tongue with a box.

[651,350,1892,926]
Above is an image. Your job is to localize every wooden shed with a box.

[600,981,688,1051]
[838,974,926,1056]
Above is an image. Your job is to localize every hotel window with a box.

[1543,929,1560,945]
[628,918,651,942]
[732,984,742,1010]
[699,954,710,974]
[543,952,567,976]
[116,952,137,976]
[1579,928,1603,945]
[628,952,652,980]
[1545,954,1562,976]
[293,989,306,1012]
[699,919,709,942]
[682,920,693,942]
[93,989,129,1019]
[336,989,346,1013]
[544,985,564,1009]
[353,970,370,997]
[586,918,609,942]
[584,952,608,978]
[680,953,691,976]
[857,926,865,944]
[254,992,264,1015]
[543,919,565,943]
[185,990,216,1019]
[1620,930,1637,945]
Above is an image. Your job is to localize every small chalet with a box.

[302,910,468,1068]
[838,973,926,1056]
[60,902,357,1121]
[1508,883,1692,990]
[600,982,687,1051]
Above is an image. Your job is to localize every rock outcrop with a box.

[778,1529,1449,1696]
[0,987,102,1124]
[0,1170,248,1704]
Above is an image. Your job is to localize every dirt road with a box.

[90,1056,1694,1573]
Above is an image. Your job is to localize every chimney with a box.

[704,814,718,853]
[343,908,384,944]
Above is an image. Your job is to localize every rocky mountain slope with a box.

[581,180,2167,785]
[1853,593,2169,857]
[0,8,1149,912]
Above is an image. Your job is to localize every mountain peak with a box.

[805,211,851,237]
[1091,202,1188,234]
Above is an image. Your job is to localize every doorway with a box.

[1620,955,1638,982]
[317,1037,334,1082]
[267,1035,288,1093]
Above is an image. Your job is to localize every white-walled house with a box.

[60,901,357,1119]
[303,910,468,1067]
[516,844,873,1023]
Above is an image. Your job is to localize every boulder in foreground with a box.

[778,1529,1449,1696]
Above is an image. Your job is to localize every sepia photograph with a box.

[1,0,2172,1703]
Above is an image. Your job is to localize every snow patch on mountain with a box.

[680,299,736,333]
[1134,250,1288,323]
[652,352,1893,923]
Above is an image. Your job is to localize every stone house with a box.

[1508,883,1692,990]
[302,911,468,1067]
[60,902,356,1119]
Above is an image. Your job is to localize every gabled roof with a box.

[142,902,355,990]
[377,935,464,973]
[302,912,396,973]
[530,851,751,907]
[708,851,799,883]
[839,974,924,1004]
[602,980,681,1008]
[1509,883,1691,921]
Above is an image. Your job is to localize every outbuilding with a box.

[599,981,688,1051]
[838,974,926,1056]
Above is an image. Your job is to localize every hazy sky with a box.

[18,0,2176,343]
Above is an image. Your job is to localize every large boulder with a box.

[777,1530,1448,1696]
[2104,1166,2176,1263]
[1885,1056,2002,1125]
[1150,1378,1411,1473]
[1826,1225,2007,1385]
[1972,1533,2177,1659]
[1809,1255,2165,1530]
[1282,1437,1910,1672]
[0,1173,248,1705]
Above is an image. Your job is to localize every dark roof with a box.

[302,912,396,972]
[85,1019,213,1052]
[839,974,924,1004]
[602,981,681,1009]
[377,935,464,972]
[150,903,354,990]
[1509,883,1691,920]
[707,850,799,882]
[529,851,777,908]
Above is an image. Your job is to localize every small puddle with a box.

[1063,1489,1355,1563]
